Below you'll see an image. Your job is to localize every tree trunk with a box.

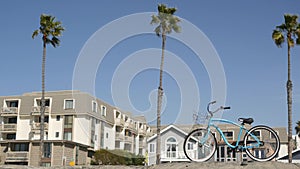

[40,40,46,166]
[287,41,293,163]
[156,33,166,165]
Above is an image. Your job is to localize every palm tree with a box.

[296,121,300,137]
[272,14,300,163]
[32,14,64,165]
[150,4,181,164]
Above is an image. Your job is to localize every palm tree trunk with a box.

[40,39,46,165]
[156,33,166,165]
[287,41,293,163]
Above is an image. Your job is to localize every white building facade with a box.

[0,90,152,167]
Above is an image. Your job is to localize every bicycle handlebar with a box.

[207,101,230,116]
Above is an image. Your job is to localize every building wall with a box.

[104,123,115,149]
[77,146,87,165]
[52,142,63,166]
[48,115,63,140]
[0,90,152,167]
[64,143,75,166]
[73,115,90,146]
[0,143,7,165]
[29,142,40,166]
[16,116,31,140]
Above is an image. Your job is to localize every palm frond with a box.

[32,30,39,39]
[272,30,285,47]
[151,4,181,37]
[33,14,64,47]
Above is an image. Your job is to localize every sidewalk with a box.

[0,162,299,169]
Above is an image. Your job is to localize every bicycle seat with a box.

[238,118,254,125]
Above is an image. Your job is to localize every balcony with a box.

[139,141,146,148]
[138,128,147,136]
[115,132,124,141]
[0,124,17,132]
[161,150,189,162]
[31,123,49,131]
[31,106,49,115]
[124,122,137,133]
[0,107,18,116]
[115,118,125,127]
[124,136,133,143]
[5,151,29,162]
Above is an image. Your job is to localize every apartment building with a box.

[0,90,152,167]
[147,124,288,165]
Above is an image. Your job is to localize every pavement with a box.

[0,162,299,169]
[148,161,300,169]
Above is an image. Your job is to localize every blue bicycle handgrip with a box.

[223,106,231,110]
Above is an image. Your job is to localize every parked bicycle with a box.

[183,101,280,162]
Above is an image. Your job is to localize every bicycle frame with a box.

[203,117,261,150]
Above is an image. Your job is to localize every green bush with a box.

[92,149,145,165]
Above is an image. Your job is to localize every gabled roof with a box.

[147,124,188,142]
[277,148,300,160]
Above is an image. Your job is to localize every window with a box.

[8,101,19,107]
[64,115,73,128]
[55,132,59,138]
[106,133,108,138]
[252,130,261,140]
[166,137,177,158]
[64,132,72,141]
[187,142,193,150]
[64,99,74,109]
[101,106,106,116]
[223,131,234,140]
[7,134,16,140]
[36,99,50,107]
[8,117,17,124]
[12,143,29,151]
[56,116,60,121]
[149,143,155,153]
[44,143,51,158]
[92,101,97,112]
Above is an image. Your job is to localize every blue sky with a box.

[0,1,300,132]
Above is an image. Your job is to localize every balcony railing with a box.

[124,136,133,143]
[31,106,49,115]
[139,141,146,148]
[138,128,147,136]
[5,151,29,162]
[0,124,17,132]
[31,123,49,131]
[115,132,124,141]
[0,107,18,116]
[161,150,189,162]
[124,122,137,133]
[115,118,125,126]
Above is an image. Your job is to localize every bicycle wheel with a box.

[244,125,280,161]
[183,128,217,162]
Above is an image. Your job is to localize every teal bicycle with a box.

[183,101,280,162]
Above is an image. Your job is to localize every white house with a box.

[147,124,288,165]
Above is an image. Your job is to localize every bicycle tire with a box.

[244,125,280,162]
[183,128,217,162]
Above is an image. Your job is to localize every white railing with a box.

[6,151,29,162]
[115,132,124,141]
[0,124,17,132]
[31,123,49,130]
[124,136,133,143]
[161,150,189,162]
[115,118,125,126]
[31,106,49,113]
[0,107,18,115]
